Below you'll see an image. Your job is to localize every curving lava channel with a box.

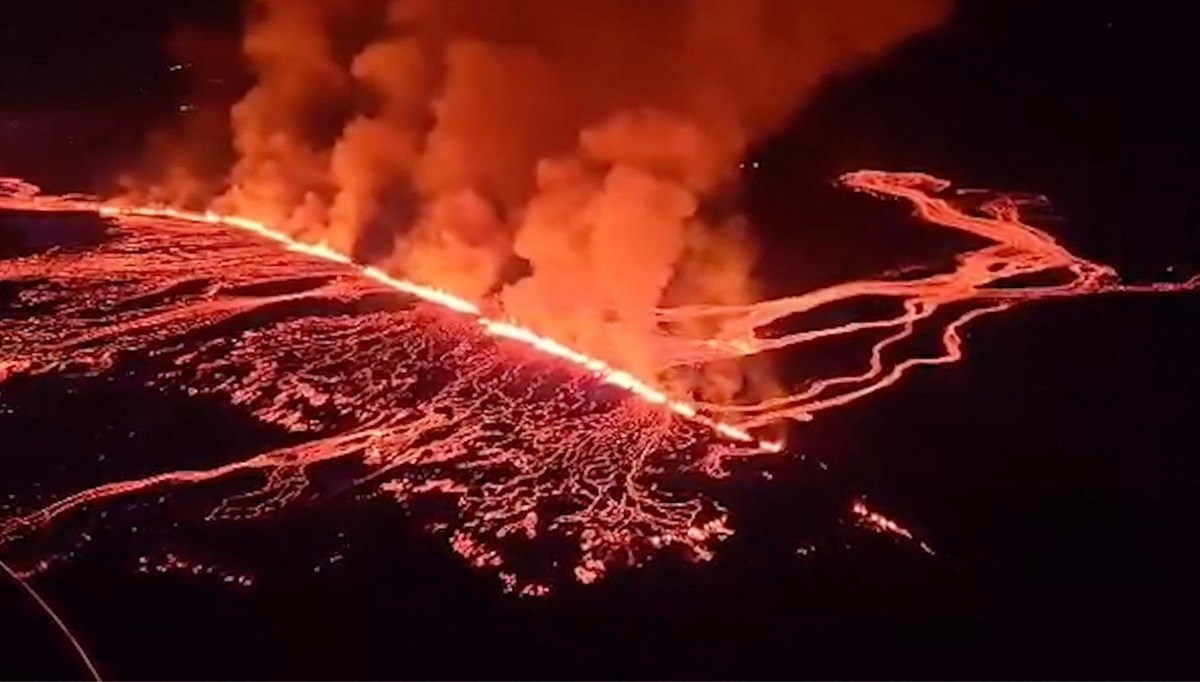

[657,171,1198,427]
[1,172,1196,592]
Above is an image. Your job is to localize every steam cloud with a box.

[127,0,951,405]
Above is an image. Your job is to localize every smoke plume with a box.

[130,0,951,406]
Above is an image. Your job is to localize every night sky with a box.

[3,1,1199,679]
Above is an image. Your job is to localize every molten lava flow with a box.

[849,498,935,556]
[1,171,1196,591]
[654,171,1199,427]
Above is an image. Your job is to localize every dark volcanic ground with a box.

[2,200,1199,679]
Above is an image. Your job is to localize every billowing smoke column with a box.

[130,0,952,403]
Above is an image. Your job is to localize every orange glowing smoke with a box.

[125,0,956,410]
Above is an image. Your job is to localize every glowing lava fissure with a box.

[2,171,1196,592]
[0,183,752,593]
[0,180,772,451]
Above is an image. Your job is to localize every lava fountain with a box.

[1,172,1195,593]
